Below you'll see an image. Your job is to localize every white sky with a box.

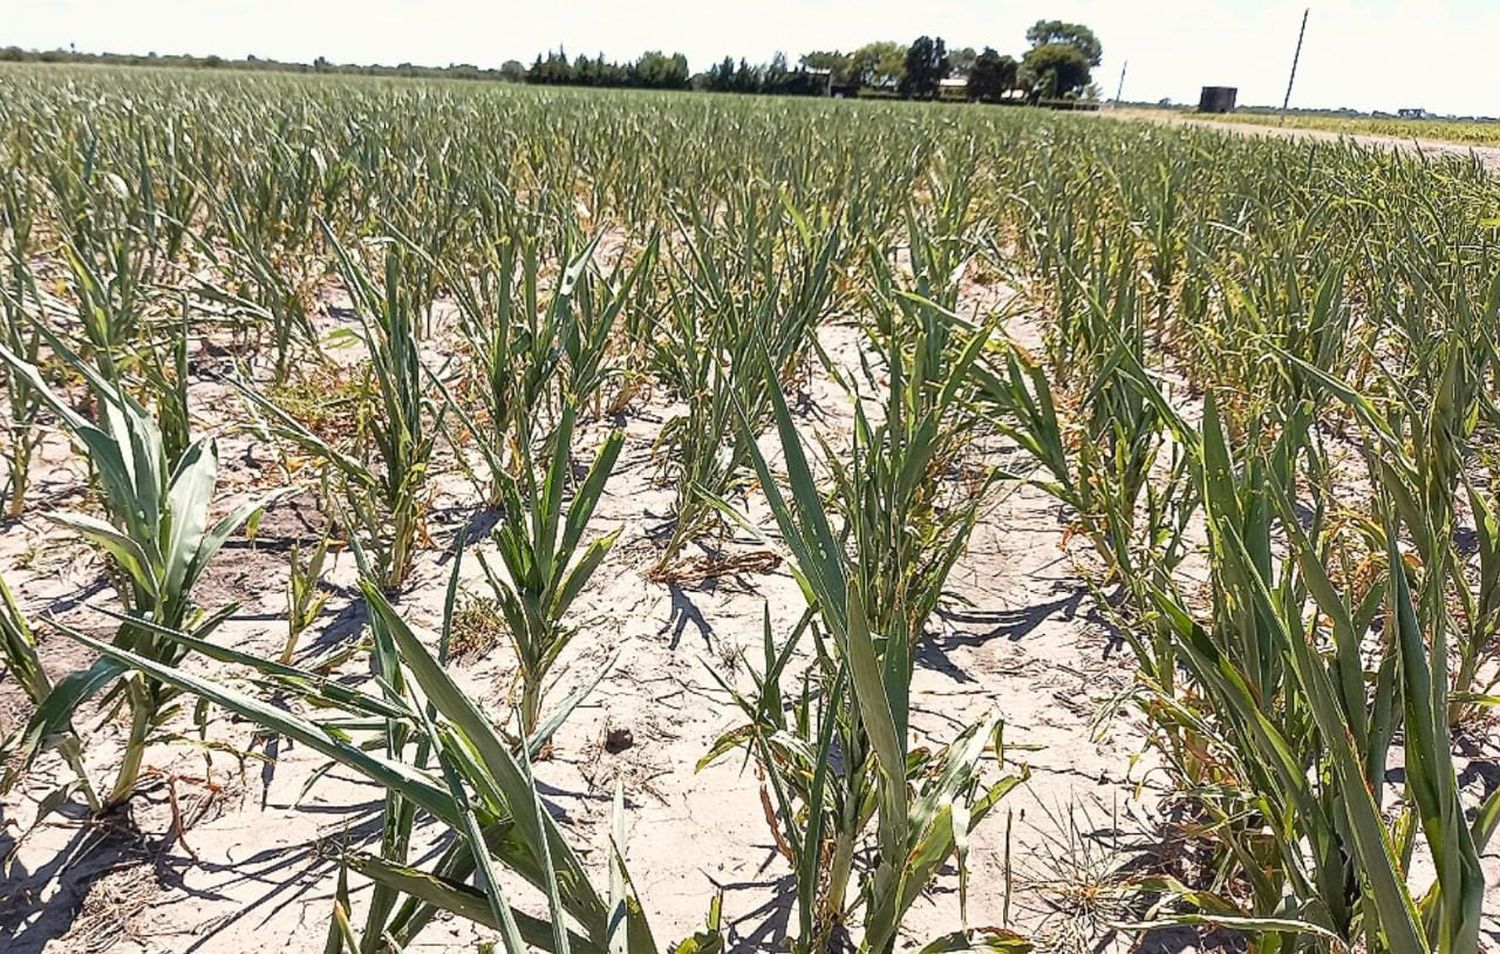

[9,0,1500,116]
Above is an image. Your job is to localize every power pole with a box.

[1280,8,1309,125]
[1114,59,1128,106]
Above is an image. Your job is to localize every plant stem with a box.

[108,682,153,809]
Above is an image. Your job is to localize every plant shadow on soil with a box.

[713,871,795,951]
[919,585,1094,686]
[0,813,144,954]
[662,583,714,651]
[0,791,397,954]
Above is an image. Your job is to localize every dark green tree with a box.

[848,41,906,89]
[800,49,851,82]
[1024,20,1103,65]
[734,57,758,93]
[704,55,737,91]
[631,50,690,89]
[900,35,948,99]
[948,46,977,78]
[764,51,789,91]
[1021,43,1091,99]
[966,48,1017,102]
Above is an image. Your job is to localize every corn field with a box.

[0,64,1498,953]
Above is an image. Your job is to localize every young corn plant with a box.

[444,228,655,503]
[1289,342,1498,723]
[965,246,1195,633]
[49,166,160,385]
[477,405,624,737]
[0,233,44,517]
[0,333,280,809]
[281,528,332,665]
[649,199,840,572]
[707,346,1029,953]
[445,232,563,504]
[44,554,684,954]
[840,231,999,652]
[1136,394,1497,952]
[191,189,323,382]
[236,227,437,591]
[561,230,660,416]
[136,306,194,470]
[698,606,854,950]
[0,573,99,811]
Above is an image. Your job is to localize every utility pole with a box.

[1280,8,1309,125]
[1113,59,1128,107]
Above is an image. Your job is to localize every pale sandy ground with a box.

[0,261,1496,953]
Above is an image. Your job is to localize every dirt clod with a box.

[605,727,635,753]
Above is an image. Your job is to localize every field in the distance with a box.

[0,65,1497,954]
[1205,110,1500,146]
[1116,104,1500,150]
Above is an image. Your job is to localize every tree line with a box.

[521,22,1102,102]
[0,20,1102,102]
[0,46,532,82]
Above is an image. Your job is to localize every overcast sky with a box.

[10,0,1498,116]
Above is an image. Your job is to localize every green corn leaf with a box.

[348,853,599,953]
[48,619,460,825]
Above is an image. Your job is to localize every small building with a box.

[1198,86,1237,113]
[804,67,833,96]
[1397,107,1429,119]
[938,76,969,99]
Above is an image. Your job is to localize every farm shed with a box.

[1198,86,1237,113]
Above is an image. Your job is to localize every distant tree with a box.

[801,49,860,90]
[522,47,688,89]
[631,50,689,89]
[597,53,624,87]
[1020,19,1100,100]
[847,40,906,89]
[734,57,758,93]
[966,48,1017,102]
[787,69,828,95]
[764,50,789,91]
[1021,43,1091,99]
[527,49,577,85]
[800,50,850,81]
[948,46,977,78]
[500,59,525,81]
[900,35,948,98]
[701,55,735,91]
[1024,20,1103,65]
